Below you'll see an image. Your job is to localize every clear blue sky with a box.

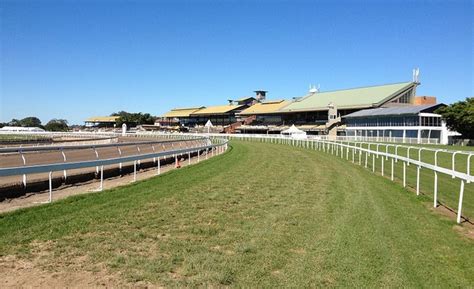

[1,0,472,125]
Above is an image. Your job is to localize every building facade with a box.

[343,104,447,143]
[159,79,452,143]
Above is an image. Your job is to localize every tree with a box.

[111,111,155,126]
[8,119,21,126]
[19,117,42,127]
[436,97,474,139]
[45,119,69,132]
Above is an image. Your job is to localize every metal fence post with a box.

[416,166,421,195]
[457,180,465,223]
[433,172,438,207]
[372,153,375,172]
[117,147,122,171]
[136,145,141,165]
[381,155,384,176]
[48,171,52,203]
[133,160,137,182]
[391,158,394,181]
[365,150,368,168]
[20,152,27,188]
[403,161,407,187]
[99,165,104,191]
[157,157,161,175]
[93,147,99,174]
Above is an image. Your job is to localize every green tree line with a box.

[436,97,474,139]
[110,111,156,126]
[0,117,69,131]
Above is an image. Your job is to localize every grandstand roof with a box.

[163,107,205,118]
[239,100,291,115]
[280,82,417,112]
[236,96,256,102]
[343,104,444,118]
[85,116,120,123]
[191,104,246,115]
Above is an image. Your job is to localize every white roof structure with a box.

[282,125,304,134]
[0,126,45,132]
[281,125,307,139]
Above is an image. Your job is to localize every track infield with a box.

[0,140,473,287]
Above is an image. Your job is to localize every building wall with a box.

[414,96,437,105]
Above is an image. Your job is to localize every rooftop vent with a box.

[309,84,320,94]
[254,90,267,102]
[412,68,420,83]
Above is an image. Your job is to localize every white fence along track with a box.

[0,136,228,203]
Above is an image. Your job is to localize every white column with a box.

[440,121,449,145]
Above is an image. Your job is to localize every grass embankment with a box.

[350,142,474,220]
[0,141,473,287]
[0,134,51,143]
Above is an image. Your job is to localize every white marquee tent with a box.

[281,125,307,139]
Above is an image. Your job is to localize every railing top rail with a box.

[342,140,474,156]
[315,140,474,182]
[0,136,208,153]
[0,138,227,177]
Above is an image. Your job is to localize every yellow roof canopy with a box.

[163,107,205,118]
[239,100,290,115]
[191,104,246,115]
[85,116,120,123]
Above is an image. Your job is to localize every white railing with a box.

[0,136,208,153]
[0,137,229,203]
[315,135,440,144]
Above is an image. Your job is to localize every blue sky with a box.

[1,0,472,125]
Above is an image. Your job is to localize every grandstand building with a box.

[161,77,449,143]
[84,116,120,128]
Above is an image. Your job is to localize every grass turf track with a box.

[0,140,473,287]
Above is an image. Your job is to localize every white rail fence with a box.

[0,137,210,188]
[0,137,228,203]
[315,135,440,144]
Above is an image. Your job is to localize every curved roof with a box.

[280,82,417,112]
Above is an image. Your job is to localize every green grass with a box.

[0,134,51,142]
[0,140,473,287]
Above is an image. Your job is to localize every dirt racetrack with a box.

[0,136,209,200]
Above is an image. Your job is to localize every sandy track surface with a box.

[0,149,209,214]
[0,137,206,188]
